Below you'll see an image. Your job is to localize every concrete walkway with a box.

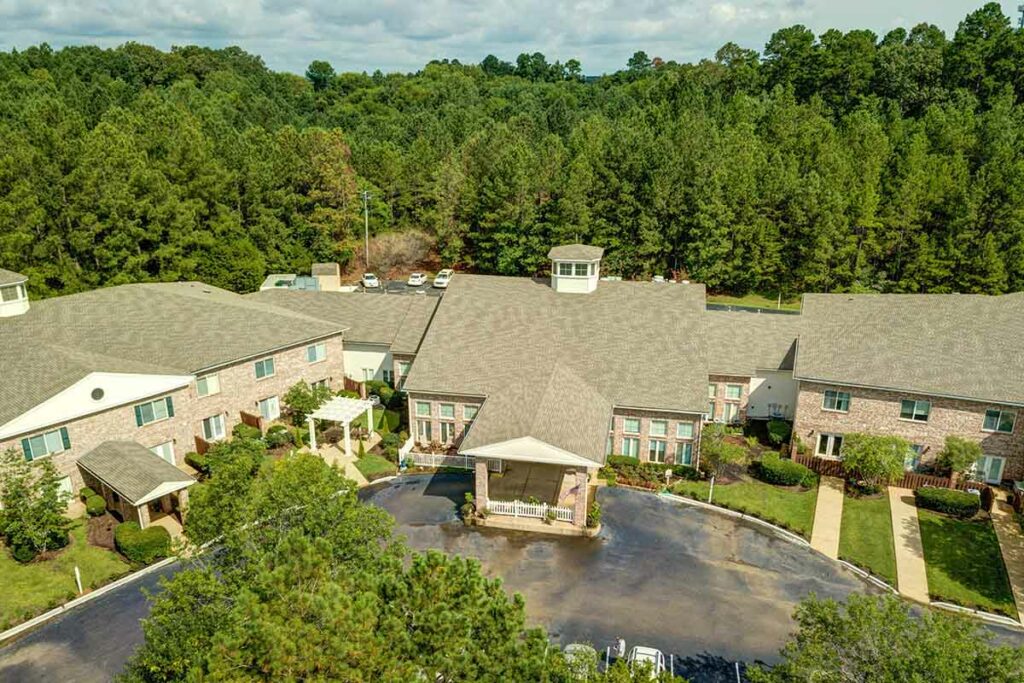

[889,487,929,602]
[991,498,1024,624]
[318,444,370,487]
[810,476,844,559]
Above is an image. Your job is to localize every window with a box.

[0,284,23,302]
[707,384,717,419]
[973,454,1007,484]
[622,437,640,458]
[202,414,226,442]
[822,390,851,412]
[558,262,573,276]
[650,420,668,437]
[574,262,588,276]
[463,405,479,421]
[417,420,432,442]
[623,417,641,434]
[440,421,455,443]
[606,435,614,455]
[362,368,375,381]
[57,475,73,499]
[135,396,174,426]
[416,402,431,417]
[904,444,923,472]
[306,343,326,363]
[258,396,280,421]
[439,404,455,420]
[254,357,275,379]
[383,369,394,385]
[150,441,175,465]
[725,384,742,401]
[816,433,844,458]
[21,427,70,461]
[397,361,412,390]
[899,399,931,422]
[676,442,693,466]
[311,379,329,391]
[648,440,666,463]
[196,373,220,398]
[983,409,1016,434]
[722,402,739,423]
[676,422,694,439]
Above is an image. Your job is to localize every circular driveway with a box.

[360,473,879,668]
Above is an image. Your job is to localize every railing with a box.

[406,452,502,472]
[488,499,574,523]
[793,453,990,492]
[398,436,415,460]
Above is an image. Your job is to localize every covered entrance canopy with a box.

[308,395,375,458]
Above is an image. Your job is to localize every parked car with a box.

[433,268,454,288]
[627,646,666,679]
[563,643,599,680]
[362,273,380,288]
[407,272,427,287]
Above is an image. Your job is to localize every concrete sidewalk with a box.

[318,445,370,487]
[990,498,1024,624]
[810,476,844,559]
[889,487,929,602]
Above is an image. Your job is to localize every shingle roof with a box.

[547,244,604,261]
[245,289,438,353]
[0,282,347,426]
[0,268,27,286]
[406,275,708,464]
[795,293,1024,405]
[78,441,195,504]
[706,310,799,376]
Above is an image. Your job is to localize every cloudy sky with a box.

[0,1,1018,75]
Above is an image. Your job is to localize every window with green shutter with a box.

[134,397,173,427]
[21,427,70,461]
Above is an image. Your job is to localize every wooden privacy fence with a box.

[343,376,367,398]
[239,411,263,432]
[792,453,988,492]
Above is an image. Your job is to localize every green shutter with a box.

[165,396,175,418]
[134,404,144,427]
[59,427,70,450]
[21,437,33,461]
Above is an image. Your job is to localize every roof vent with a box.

[91,388,105,401]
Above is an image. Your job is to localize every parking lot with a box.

[358,279,445,296]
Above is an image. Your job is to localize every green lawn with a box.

[672,477,818,538]
[917,509,1016,617]
[0,519,131,630]
[351,408,400,433]
[706,292,801,311]
[839,493,897,586]
[354,453,397,480]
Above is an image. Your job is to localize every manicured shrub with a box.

[232,423,262,441]
[671,464,702,480]
[185,451,209,475]
[79,487,97,501]
[265,425,293,448]
[11,543,36,563]
[753,454,816,488]
[914,487,980,519]
[365,380,396,407]
[380,433,401,449]
[115,522,171,564]
[587,500,602,528]
[767,419,792,446]
[85,494,106,517]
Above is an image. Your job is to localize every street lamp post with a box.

[361,190,371,270]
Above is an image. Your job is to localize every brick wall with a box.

[406,392,483,448]
[608,408,703,468]
[793,380,1024,480]
[708,374,750,424]
[0,334,347,493]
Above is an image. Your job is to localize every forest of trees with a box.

[2,3,1023,298]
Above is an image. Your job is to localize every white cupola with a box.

[547,244,603,294]
[0,269,29,317]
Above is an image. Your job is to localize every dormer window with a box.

[547,244,604,294]
[0,269,30,317]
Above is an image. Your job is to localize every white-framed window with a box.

[707,383,717,419]
[463,405,479,421]
[606,435,614,455]
[21,427,70,461]
[57,475,73,500]
[306,343,327,363]
[649,420,668,438]
[676,422,694,440]
[439,403,455,420]
[416,402,431,417]
[254,357,275,379]
[362,368,375,381]
[311,378,330,391]
[135,396,174,427]
[196,373,220,398]
[983,409,1016,434]
[383,369,394,385]
[725,384,742,401]
[648,440,667,463]
[622,436,640,458]
[973,454,1006,484]
[0,283,25,302]
[202,414,226,442]
[816,432,844,458]
[150,441,175,465]
[397,361,412,390]
[904,444,923,472]
[440,421,455,443]
[258,396,280,421]
[899,399,931,422]
[822,390,850,412]
[558,262,573,276]
[574,262,588,276]
[623,417,640,435]
[417,419,432,442]
[722,402,739,423]
[676,442,693,465]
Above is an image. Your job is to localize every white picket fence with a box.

[398,436,415,460]
[406,451,502,472]
[488,499,574,524]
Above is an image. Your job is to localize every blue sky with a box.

[0,1,1019,75]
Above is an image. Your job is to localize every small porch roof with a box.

[310,396,375,424]
[78,441,195,506]
[461,436,598,468]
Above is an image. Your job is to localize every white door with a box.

[150,441,175,464]
[974,455,1006,484]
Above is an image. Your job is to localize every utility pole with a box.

[1019,5,1024,29]
[360,190,371,270]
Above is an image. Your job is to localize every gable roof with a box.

[547,244,604,261]
[0,268,27,286]
[795,293,1024,405]
[706,310,799,376]
[78,441,195,505]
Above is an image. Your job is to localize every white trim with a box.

[462,436,598,467]
[134,480,195,506]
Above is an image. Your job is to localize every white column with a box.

[367,404,374,435]
[344,422,352,459]
[308,416,318,453]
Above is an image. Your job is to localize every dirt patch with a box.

[87,514,119,550]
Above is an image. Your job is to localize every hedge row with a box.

[752,454,817,488]
[603,456,701,488]
[114,522,171,564]
[914,487,980,519]
[85,495,106,517]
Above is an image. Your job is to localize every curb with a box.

[0,555,178,644]
[931,601,1024,630]
[836,559,899,595]
[658,492,810,547]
